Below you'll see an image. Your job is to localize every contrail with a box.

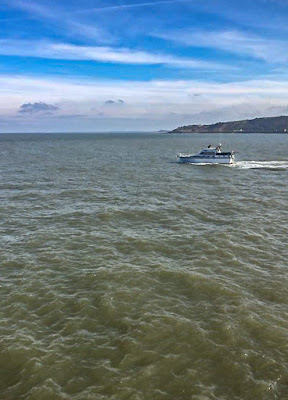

[77,0,192,14]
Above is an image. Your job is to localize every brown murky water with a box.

[1,132,288,399]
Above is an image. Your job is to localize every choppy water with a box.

[1,132,288,400]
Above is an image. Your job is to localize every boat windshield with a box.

[200,150,216,155]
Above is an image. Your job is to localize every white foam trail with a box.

[232,161,288,170]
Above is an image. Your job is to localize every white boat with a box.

[177,144,235,164]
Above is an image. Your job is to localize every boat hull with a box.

[178,155,234,164]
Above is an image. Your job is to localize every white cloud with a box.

[1,74,288,124]
[154,29,288,63]
[0,39,231,69]
[3,74,288,100]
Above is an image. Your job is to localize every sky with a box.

[1,0,288,132]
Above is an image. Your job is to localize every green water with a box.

[1,133,288,400]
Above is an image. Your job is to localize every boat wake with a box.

[232,161,288,170]
[177,160,288,170]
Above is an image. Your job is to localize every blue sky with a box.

[1,0,288,131]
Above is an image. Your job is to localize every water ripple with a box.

[1,133,288,399]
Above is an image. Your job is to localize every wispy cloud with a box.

[2,74,288,131]
[6,0,55,19]
[0,39,231,70]
[77,0,191,14]
[5,0,112,43]
[2,74,288,109]
[154,29,288,63]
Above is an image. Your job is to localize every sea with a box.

[1,132,288,400]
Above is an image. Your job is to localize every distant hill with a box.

[169,116,288,133]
